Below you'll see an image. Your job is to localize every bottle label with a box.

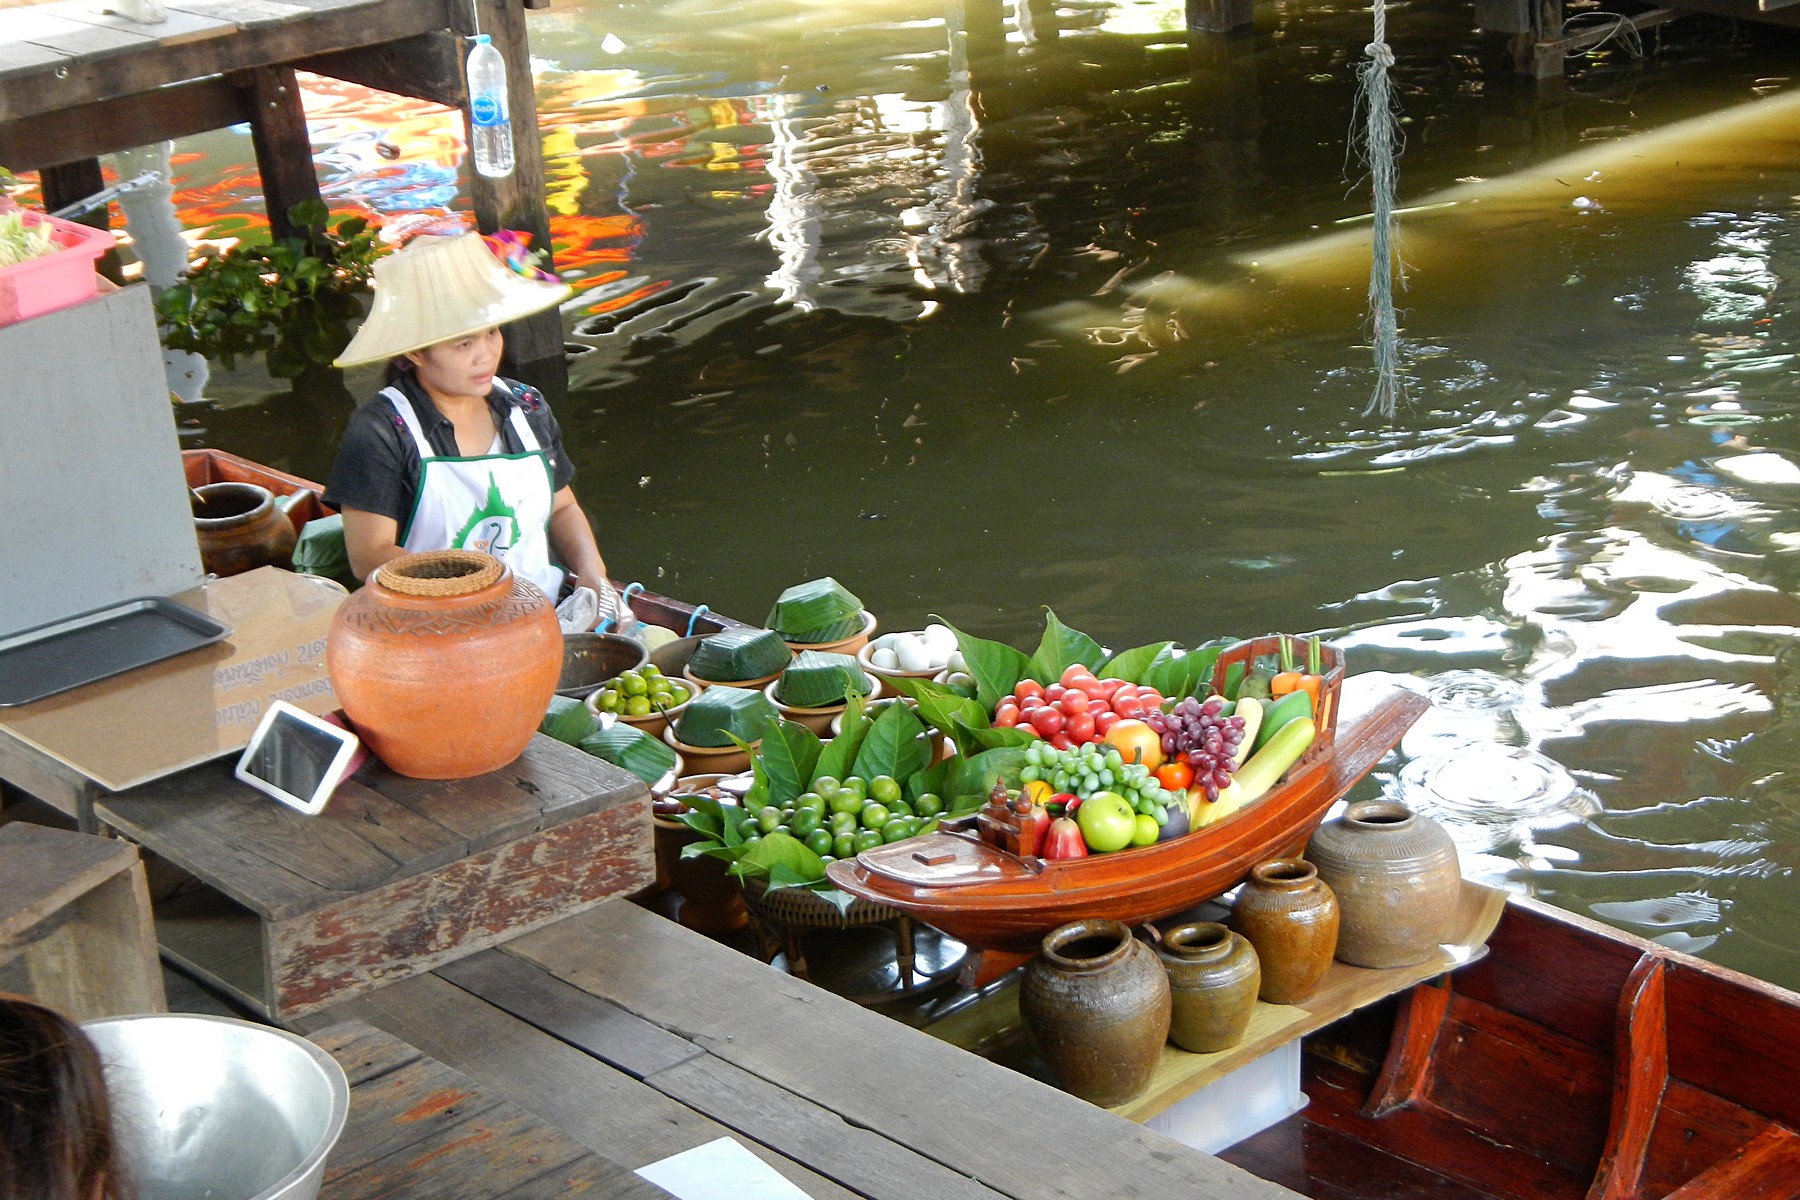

[471,94,504,126]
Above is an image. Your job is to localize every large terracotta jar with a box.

[1229,858,1340,1004]
[327,550,560,779]
[1020,919,1170,1106]
[1156,922,1260,1054]
[192,482,296,577]
[1307,800,1461,968]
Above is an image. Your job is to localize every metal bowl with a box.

[83,1013,349,1200]
[558,631,648,698]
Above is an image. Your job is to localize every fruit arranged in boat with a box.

[993,667,1168,750]
[1146,695,1247,802]
[591,664,691,717]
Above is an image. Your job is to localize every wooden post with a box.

[38,158,123,283]
[1187,0,1253,34]
[243,66,323,240]
[465,0,565,402]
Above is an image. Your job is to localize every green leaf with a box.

[1025,609,1106,684]
[1101,641,1175,684]
[782,884,858,915]
[1141,640,1230,700]
[674,794,729,840]
[889,676,988,742]
[815,713,871,785]
[851,700,931,783]
[950,716,1040,753]
[755,719,822,809]
[728,831,825,882]
[904,758,953,804]
[947,746,1030,801]
[930,615,1028,712]
[677,839,739,864]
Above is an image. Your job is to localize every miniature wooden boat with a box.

[181,448,737,636]
[1225,892,1800,1200]
[826,685,1430,969]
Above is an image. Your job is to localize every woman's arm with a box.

[341,508,408,582]
[547,486,610,592]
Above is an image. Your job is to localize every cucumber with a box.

[1252,689,1314,754]
[1200,717,1315,827]
[1231,696,1263,767]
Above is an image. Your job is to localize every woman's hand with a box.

[341,509,407,581]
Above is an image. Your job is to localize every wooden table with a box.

[96,734,653,1019]
[323,897,1307,1200]
[313,1019,674,1199]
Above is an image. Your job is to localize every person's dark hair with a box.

[0,994,128,1200]
[383,355,415,387]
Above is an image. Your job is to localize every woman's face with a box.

[406,326,504,401]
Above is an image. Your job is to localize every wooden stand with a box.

[0,823,165,1020]
[95,734,653,1020]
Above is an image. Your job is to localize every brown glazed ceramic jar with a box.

[192,482,296,577]
[327,550,560,779]
[1306,800,1461,968]
[1156,922,1260,1054]
[1020,919,1171,1107]
[1229,858,1340,1004]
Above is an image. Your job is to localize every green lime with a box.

[805,828,833,856]
[625,695,652,717]
[737,815,759,840]
[859,801,890,830]
[870,775,902,805]
[621,674,649,696]
[841,776,869,802]
[642,664,662,677]
[833,832,857,858]
[886,799,914,819]
[829,811,858,837]
[670,684,691,705]
[757,805,783,834]
[792,809,821,838]
[881,818,917,844]
[812,775,842,796]
[913,793,943,818]
[853,829,884,853]
[796,790,827,813]
[597,691,622,713]
[828,788,863,816]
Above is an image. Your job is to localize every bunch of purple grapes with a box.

[1146,697,1245,801]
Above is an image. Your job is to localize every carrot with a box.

[1271,635,1322,706]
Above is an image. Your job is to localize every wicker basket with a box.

[1208,635,1345,766]
[743,876,900,930]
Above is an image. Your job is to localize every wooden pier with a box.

[0,0,565,387]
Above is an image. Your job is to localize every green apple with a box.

[1075,790,1137,853]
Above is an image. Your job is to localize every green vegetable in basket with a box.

[539,695,599,746]
[775,652,872,709]
[765,577,864,643]
[0,211,57,268]
[675,684,778,748]
[687,627,793,683]
[578,723,678,785]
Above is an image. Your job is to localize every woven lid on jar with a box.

[374,550,505,597]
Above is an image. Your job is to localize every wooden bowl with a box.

[662,725,758,776]
[782,609,877,658]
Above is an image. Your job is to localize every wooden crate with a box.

[95,734,653,1019]
[0,823,165,1019]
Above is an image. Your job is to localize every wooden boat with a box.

[826,684,1430,979]
[1220,891,1800,1200]
[181,447,738,637]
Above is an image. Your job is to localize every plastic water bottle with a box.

[466,34,515,179]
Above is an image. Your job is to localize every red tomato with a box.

[1020,696,1043,714]
[1066,711,1097,742]
[1015,679,1045,701]
[1045,683,1066,703]
[1061,687,1089,709]
[1095,711,1121,735]
[1156,761,1195,791]
[1096,679,1126,701]
[1115,699,1144,718]
[1059,665,1088,688]
[1031,707,1065,737]
[1088,698,1109,715]
[1111,683,1136,704]
[1048,732,1075,751]
[995,703,1020,727]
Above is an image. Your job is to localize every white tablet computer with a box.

[235,701,361,815]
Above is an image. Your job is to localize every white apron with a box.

[383,384,564,599]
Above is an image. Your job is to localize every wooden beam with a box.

[242,64,321,241]
[466,0,563,398]
[0,75,247,173]
[1664,1127,1800,1199]
[294,30,467,109]
[1362,974,1452,1118]
[1586,954,1667,1200]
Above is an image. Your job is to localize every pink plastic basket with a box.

[0,211,112,326]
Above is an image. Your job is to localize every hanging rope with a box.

[1355,0,1405,420]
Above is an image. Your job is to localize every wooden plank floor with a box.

[327,897,1307,1200]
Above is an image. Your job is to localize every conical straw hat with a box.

[334,232,571,367]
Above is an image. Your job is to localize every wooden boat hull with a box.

[826,686,1429,957]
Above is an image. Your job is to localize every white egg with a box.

[945,671,975,689]
[947,649,966,672]
[923,623,957,649]
[871,647,900,669]
[895,635,933,673]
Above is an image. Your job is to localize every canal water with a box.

[150,0,1800,986]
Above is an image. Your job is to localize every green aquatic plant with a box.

[154,199,380,378]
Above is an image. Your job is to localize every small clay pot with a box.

[1156,922,1260,1054]
[662,725,758,776]
[1307,800,1461,969]
[682,664,784,695]
[782,609,878,658]
[1229,859,1339,1004]
[651,772,749,931]
[588,690,689,740]
[1020,919,1170,1107]
[191,481,296,578]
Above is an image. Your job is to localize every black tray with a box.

[0,597,232,708]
